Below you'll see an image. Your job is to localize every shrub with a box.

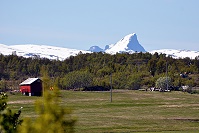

[155,77,172,91]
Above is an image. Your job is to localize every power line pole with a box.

[166,60,168,91]
[110,73,112,102]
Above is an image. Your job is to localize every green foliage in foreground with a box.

[7,90,199,133]
[0,90,76,133]
[0,92,22,133]
[18,90,76,133]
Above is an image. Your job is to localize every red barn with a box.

[19,78,42,96]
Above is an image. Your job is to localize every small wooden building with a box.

[19,78,42,96]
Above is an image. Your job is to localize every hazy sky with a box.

[0,0,199,51]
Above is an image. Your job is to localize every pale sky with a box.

[0,0,199,51]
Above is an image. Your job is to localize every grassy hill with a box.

[7,90,199,133]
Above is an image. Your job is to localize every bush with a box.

[155,77,172,91]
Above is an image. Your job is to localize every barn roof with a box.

[19,78,40,85]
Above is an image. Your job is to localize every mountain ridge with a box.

[0,44,91,60]
[0,33,199,60]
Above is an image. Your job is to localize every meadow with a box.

[7,90,199,133]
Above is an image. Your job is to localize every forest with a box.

[0,52,199,92]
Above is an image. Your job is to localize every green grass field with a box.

[7,90,199,133]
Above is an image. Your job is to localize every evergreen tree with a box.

[0,92,23,133]
[18,69,76,133]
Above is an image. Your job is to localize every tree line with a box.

[0,52,199,91]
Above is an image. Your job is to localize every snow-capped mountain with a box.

[150,49,199,59]
[0,44,90,60]
[105,33,146,54]
[88,46,103,52]
[89,33,146,54]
